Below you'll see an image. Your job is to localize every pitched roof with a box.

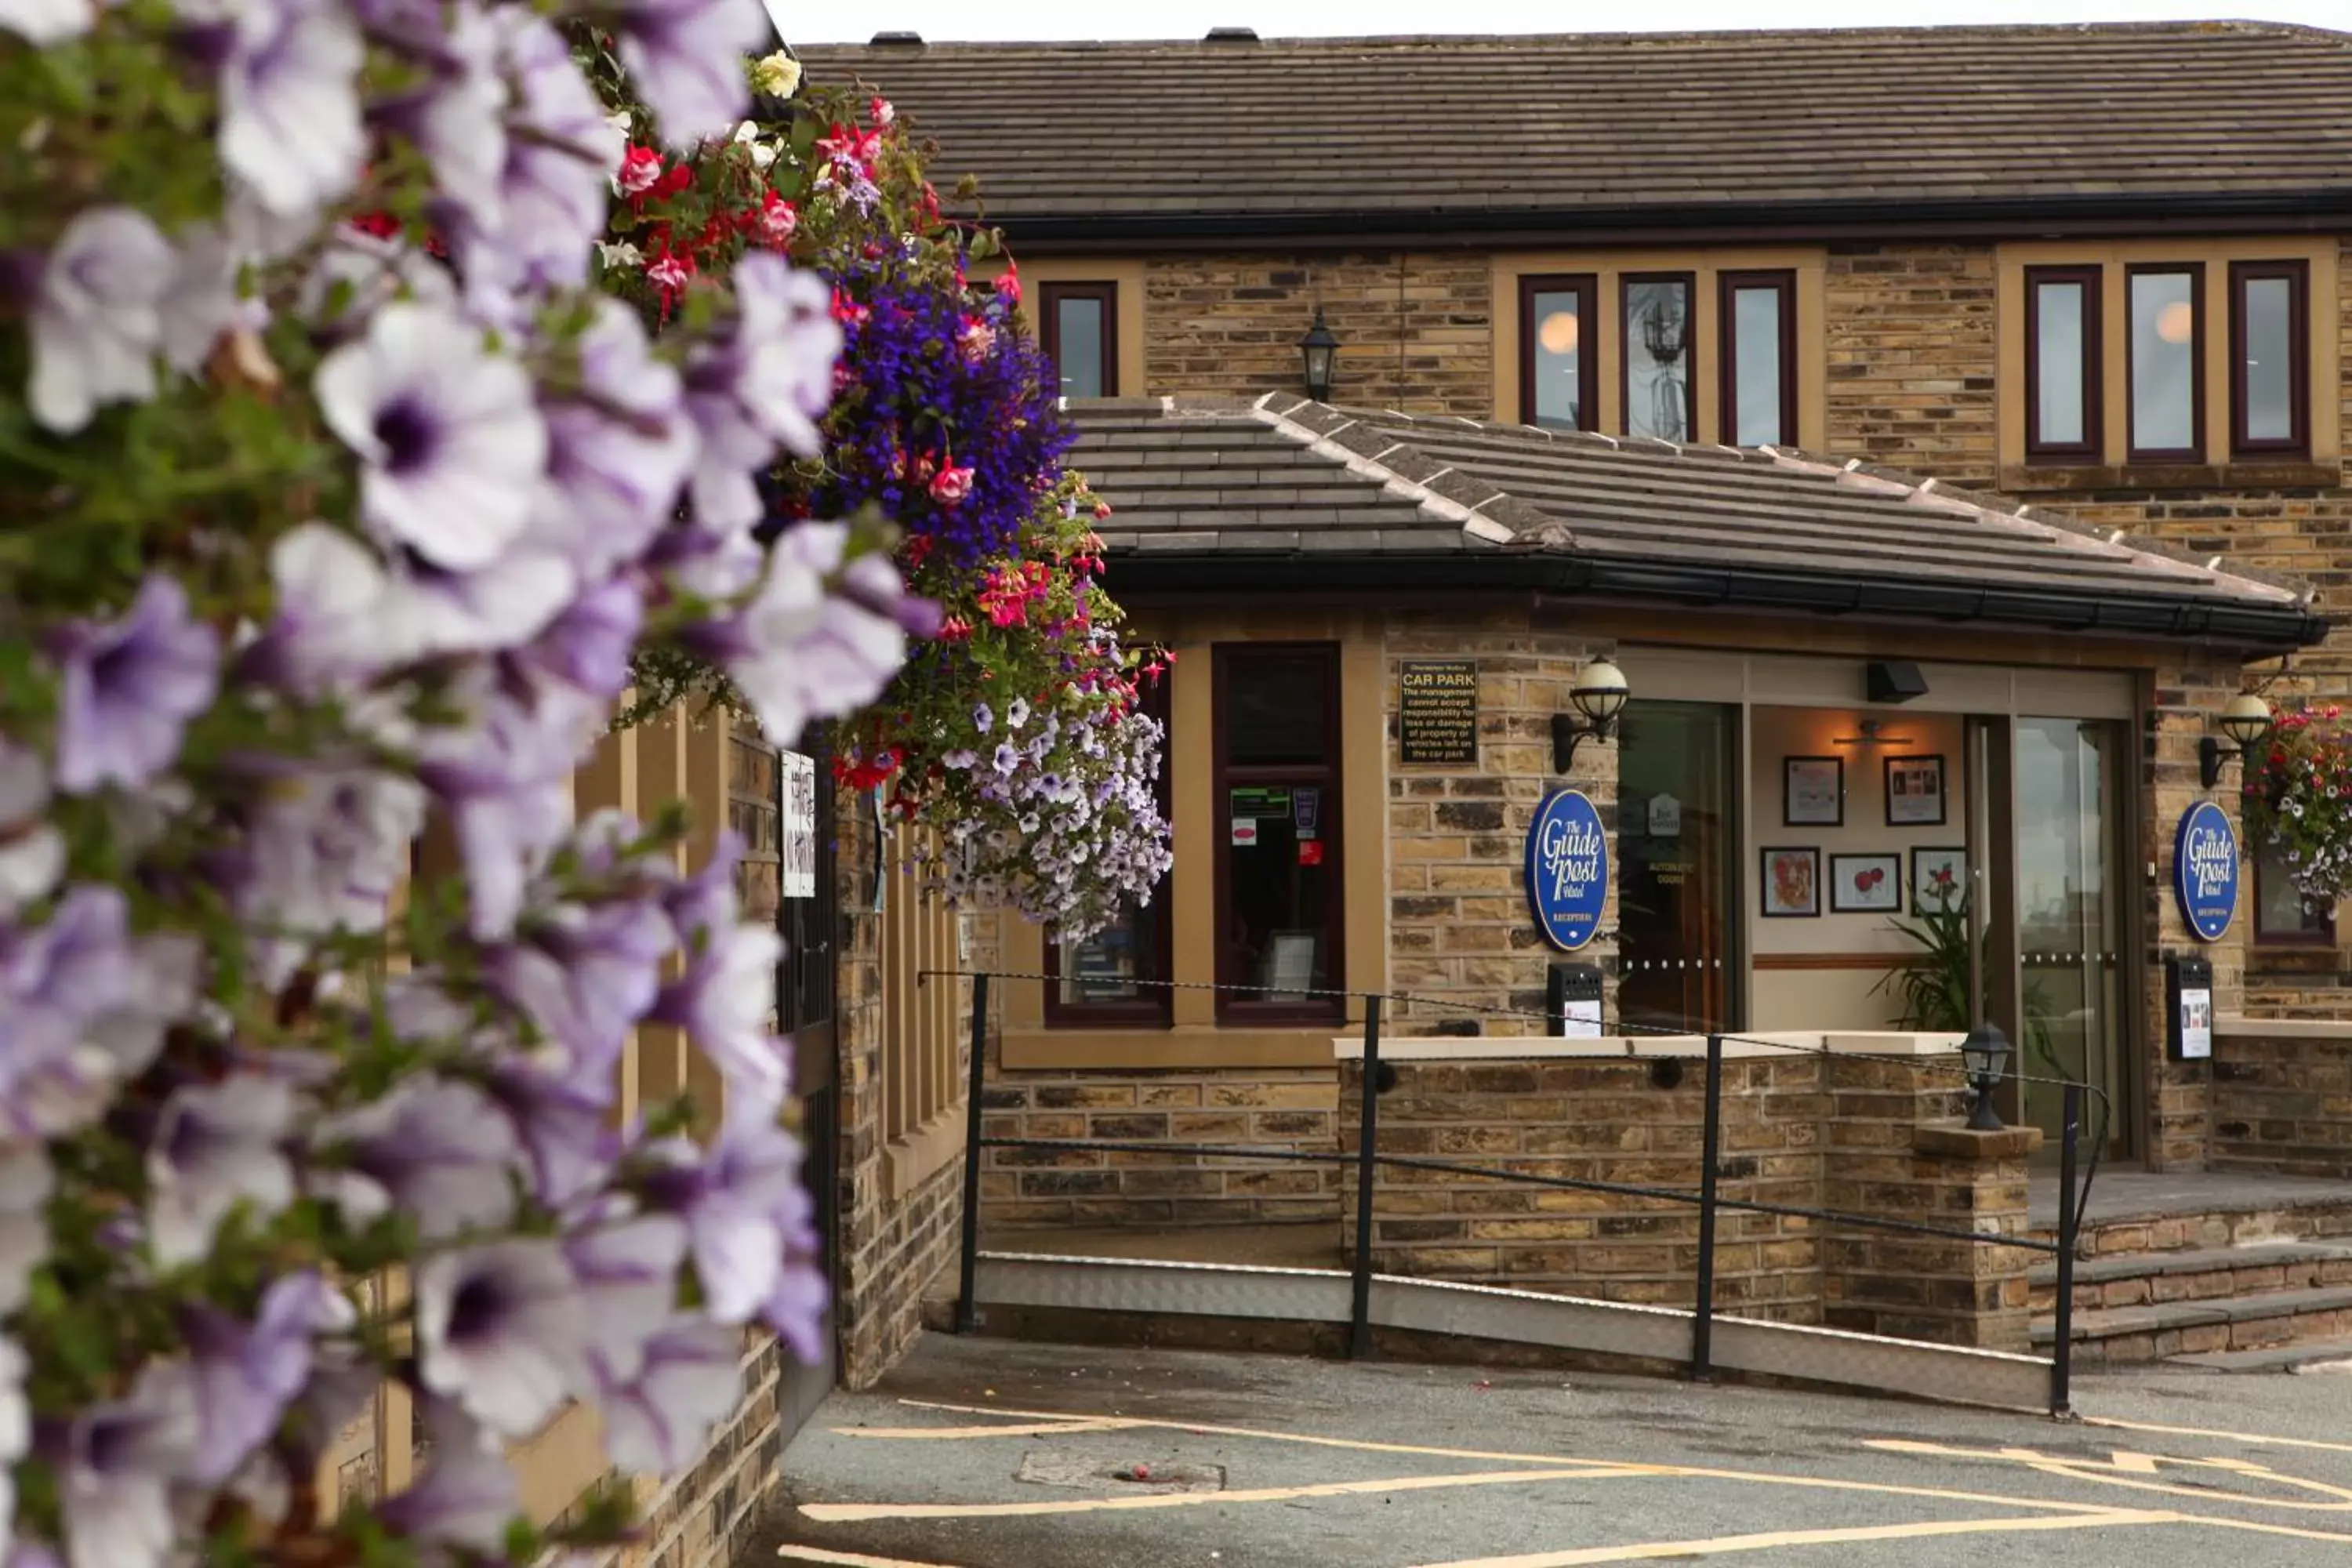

[1072,395,2325,647]
[800,22,2352,237]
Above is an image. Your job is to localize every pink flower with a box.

[870,96,896,127]
[1093,501,1113,521]
[957,315,996,364]
[646,251,694,293]
[619,146,664,196]
[930,466,975,506]
[756,191,797,245]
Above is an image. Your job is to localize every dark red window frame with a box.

[1716,269,1797,449]
[1038,280,1120,401]
[1043,673,1172,1025]
[1211,642,1345,1025]
[2024,264,2103,463]
[2228,259,2310,461]
[1518,274,1598,433]
[2125,263,2205,463]
[1619,270,1698,444]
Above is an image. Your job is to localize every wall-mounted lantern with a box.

[2199,692,2274,790]
[1550,659,1631,773]
[1298,308,1340,401]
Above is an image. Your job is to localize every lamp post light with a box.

[1961,1021,2013,1133]
[2199,692,2276,791]
[1298,308,1340,401]
[1550,659,1632,773]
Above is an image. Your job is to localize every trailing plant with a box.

[2243,704,2352,911]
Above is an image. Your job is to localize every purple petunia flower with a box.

[0,887,198,1141]
[598,1318,742,1475]
[640,1095,815,1326]
[231,758,428,986]
[0,0,93,43]
[314,1076,519,1239]
[971,702,993,734]
[993,743,1020,776]
[704,523,906,750]
[681,253,840,532]
[376,1404,519,1552]
[487,1062,619,1210]
[147,1075,297,1266]
[181,1272,350,1485]
[568,1212,688,1388]
[0,1150,50,1315]
[212,0,365,218]
[0,741,63,916]
[414,1239,591,1437]
[49,574,220,795]
[314,301,547,572]
[609,0,771,145]
[486,882,672,1080]
[27,205,174,434]
[47,1359,199,1568]
[533,303,696,575]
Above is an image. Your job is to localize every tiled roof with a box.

[800,23,2352,231]
[1073,395,2323,645]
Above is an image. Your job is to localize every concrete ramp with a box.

[974,1251,2053,1413]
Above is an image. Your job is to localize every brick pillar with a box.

[1825,1116,2038,1352]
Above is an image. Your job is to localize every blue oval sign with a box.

[1526,789,1609,952]
[2173,800,2240,943]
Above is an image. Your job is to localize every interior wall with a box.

[1747,706,1968,1030]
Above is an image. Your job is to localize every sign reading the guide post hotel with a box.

[2172,800,2240,942]
[1399,660,1478,764]
[1526,789,1608,951]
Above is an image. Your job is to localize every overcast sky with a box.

[775,0,2342,43]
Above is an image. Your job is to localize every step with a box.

[2026,1241,2352,1316]
[2031,1283,2352,1365]
[2031,1196,2352,1259]
[2166,1337,2352,1374]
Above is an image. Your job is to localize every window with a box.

[1621,273,1694,442]
[2231,260,2307,459]
[2255,843,2335,946]
[1519,274,1595,432]
[2025,265,2101,461]
[1045,677,1172,1023]
[1039,281,1117,400]
[1718,270,1795,448]
[1213,644,1342,1021]
[2126,265,2203,461]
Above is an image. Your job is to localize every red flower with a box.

[995,260,1022,308]
[903,534,935,568]
[938,615,974,642]
[829,285,869,327]
[348,210,400,238]
[869,95,897,126]
[1094,501,1113,521]
[618,145,664,195]
[752,190,797,245]
[930,465,976,506]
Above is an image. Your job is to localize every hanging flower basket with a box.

[2244,706,2352,909]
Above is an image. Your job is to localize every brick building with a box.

[787,21,2352,1192]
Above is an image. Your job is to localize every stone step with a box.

[2026,1240,2352,1316]
[2030,1283,2352,1365]
[2166,1337,2352,1374]
[2030,1197,2352,1261]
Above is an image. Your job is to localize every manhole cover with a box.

[1016,1451,1226,1494]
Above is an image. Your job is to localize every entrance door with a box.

[1617,700,1741,1033]
[2013,718,2129,1152]
[775,742,840,1436]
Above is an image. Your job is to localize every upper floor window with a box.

[2231,260,2308,459]
[2026,265,2101,461]
[1214,644,1343,1022]
[1623,273,1695,442]
[1719,270,1795,448]
[2127,264,2204,462]
[1040,280,1117,400]
[1520,274,1595,432]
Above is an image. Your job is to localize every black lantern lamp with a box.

[1961,1021,2013,1133]
[1298,308,1340,401]
[1550,659,1631,772]
[2199,692,2275,791]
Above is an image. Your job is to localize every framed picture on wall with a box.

[1784,757,1844,826]
[1829,853,1902,913]
[1912,846,1967,915]
[1762,847,1821,918]
[1884,754,1947,827]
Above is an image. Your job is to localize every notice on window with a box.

[1399,659,1479,764]
[2179,986,2213,1061]
[1231,818,1258,848]
[779,750,816,898]
[1231,786,1291,818]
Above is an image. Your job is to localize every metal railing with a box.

[940,971,2103,1417]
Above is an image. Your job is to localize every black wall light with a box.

[1298,308,1340,401]
[2199,692,2274,791]
[1550,659,1631,772]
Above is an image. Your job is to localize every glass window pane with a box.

[1616,700,1738,1034]
[2258,843,2327,936]
[1054,296,1105,399]
[1530,290,1584,430]
[2244,275,2294,442]
[2130,271,2197,452]
[2034,281,2087,447]
[1730,286,1784,446]
[1222,787,1334,1002]
[1225,654,1327,764]
[1624,279,1691,441]
[1056,899,1162,1004]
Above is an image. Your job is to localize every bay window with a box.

[1214,644,1343,1022]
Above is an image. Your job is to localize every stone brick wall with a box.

[578,1330,789,1568]
[981,1058,1341,1232]
[1823,244,2000,485]
[1383,612,1620,1033]
[1144,252,1492,417]
[2212,1025,2352,1177]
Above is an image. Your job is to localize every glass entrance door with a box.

[2014,717,2129,1152]
[1617,700,1740,1033]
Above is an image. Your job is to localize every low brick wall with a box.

[981,1062,1342,1231]
[2212,1022,2352,1178]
